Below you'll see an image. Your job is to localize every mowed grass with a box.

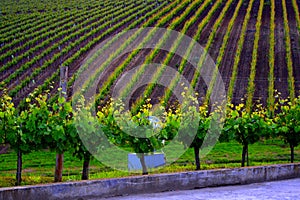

[0,139,299,187]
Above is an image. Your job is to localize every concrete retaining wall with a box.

[1,163,299,200]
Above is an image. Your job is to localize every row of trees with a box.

[1,87,300,185]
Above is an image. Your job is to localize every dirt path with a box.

[219,0,248,104]
[233,0,259,104]
[274,0,289,98]
[198,0,241,104]
[253,1,271,106]
[286,0,300,97]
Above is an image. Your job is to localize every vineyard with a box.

[0,0,299,107]
[0,0,300,187]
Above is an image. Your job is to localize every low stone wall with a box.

[1,163,299,200]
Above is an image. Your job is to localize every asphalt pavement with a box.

[99,178,300,200]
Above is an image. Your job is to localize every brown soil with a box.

[197,0,240,103]
[285,0,300,97]
[253,2,271,106]
[232,0,259,105]
[218,0,249,101]
[274,0,289,98]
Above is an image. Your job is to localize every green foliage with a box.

[223,102,272,166]
[224,103,270,146]
[47,96,74,153]
[97,99,175,154]
[72,96,106,161]
[5,93,50,153]
[182,104,209,149]
[0,90,16,145]
[1,87,300,184]
[273,96,300,149]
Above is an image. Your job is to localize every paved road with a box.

[100,178,300,200]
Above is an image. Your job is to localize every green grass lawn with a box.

[0,139,299,187]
